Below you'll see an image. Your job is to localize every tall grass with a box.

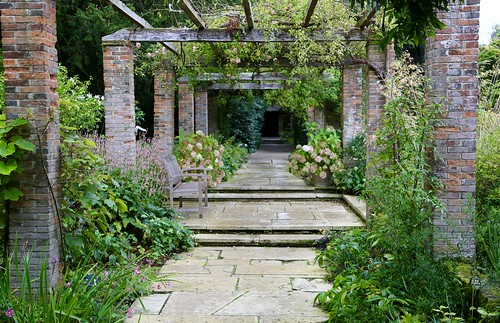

[1,245,157,322]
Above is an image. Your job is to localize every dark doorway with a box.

[262,111,280,137]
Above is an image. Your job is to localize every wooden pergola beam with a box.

[355,8,377,28]
[178,72,299,82]
[303,0,319,27]
[103,28,366,43]
[242,0,254,30]
[205,83,285,90]
[108,0,178,54]
[178,0,208,29]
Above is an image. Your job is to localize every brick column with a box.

[1,0,62,284]
[178,82,194,134]
[195,90,208,134]
[365,44,394,164]
[103,41,136,166]
[426,1,479,257]
[154,69,175,156]
[342,65,364,151]
[208,94,218,135]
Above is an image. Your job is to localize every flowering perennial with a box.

[174,131,225,187]
[287,123,344,181]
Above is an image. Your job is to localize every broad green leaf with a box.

[113,221,123,231]
[0,159,18,175]
[65,234,84,248]
[115,198,128,213]
[3,187,23,201]
[84,138,96,147]
[13,137,36,151]
[8,118,28,127]
[0,142,16,157]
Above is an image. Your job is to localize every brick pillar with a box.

[103,41,136,166]
[1,0,61,284]
[154,69,175,156]
[208,94,218,135]
[342,65,364,151]
[426,1,479,257]
[365,44,394,164]
[195,90,208,134]
[178,82,194,134]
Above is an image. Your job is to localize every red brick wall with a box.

[426,1,479,257]
[103,41,136,166]
[195,90,208,134]
[1,0,61,284]
[178,82,194,134]
[342,65,364,152]
[154,69,175,156]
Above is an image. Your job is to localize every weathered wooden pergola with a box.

[1,0,479,283]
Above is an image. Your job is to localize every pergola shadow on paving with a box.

[1,0,479,283]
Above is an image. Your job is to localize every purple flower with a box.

[141,276,146,283]
[127,308,134,318]
[5,309,14,318]
[133,267,140,276]
[65,282,71,288]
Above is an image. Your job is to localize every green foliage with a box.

[217,94,268,152]
[334,133,366,194]
[287,122,343,182]
[476,110,500,281]
[174,130,227,187]
[0,114,35,264]
[352,0,449,50]
[221,137,248,180]
[0,246,160,322]
[315,54,478,321]
[57,65,104,133]
[61,129,193,265]
[479,35,500,111]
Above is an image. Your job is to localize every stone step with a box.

[193,233,325,247]
[207,192,342,200]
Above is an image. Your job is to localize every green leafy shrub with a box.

[217,94,268,152]
[316,54,477,321]
[221,137,248,180]
[0,115,35,264]
[0,246,160,322]
[287,122,343,183]
[174,130,226,187]
[334,133,366,194]
[57,65,104,133]
[61,129,193,265]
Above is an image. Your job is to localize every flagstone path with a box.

[126,141,366,322]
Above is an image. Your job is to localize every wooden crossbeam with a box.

[205,83,284,90]
[178,72,299,82]
[303,0,319,27]
[355,8,377,28]
[108,0,178,54]
[103,28,366,43]
[178,0,208,29]
[242,0,254,30]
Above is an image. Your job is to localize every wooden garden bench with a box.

[164,154,208,218]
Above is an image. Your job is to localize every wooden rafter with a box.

[355,8,377,28]
[206,83,284,90]
[178,0,208,29]
[108,0,178,54]
[303,0,319,27]
[178,72,297,82]
[242,0,254,30]
[103,28,366,43]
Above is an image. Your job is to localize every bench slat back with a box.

[165,154,182,187]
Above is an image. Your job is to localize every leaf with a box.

[115,198,128,213]
[8,118,28,127]
[65,234,84,248]
[3,187,23,201]
[0,142,16,157]
[113,221,122,232]
[13,137,36,151]
[84,138,96,147]
[0,159,18,175]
